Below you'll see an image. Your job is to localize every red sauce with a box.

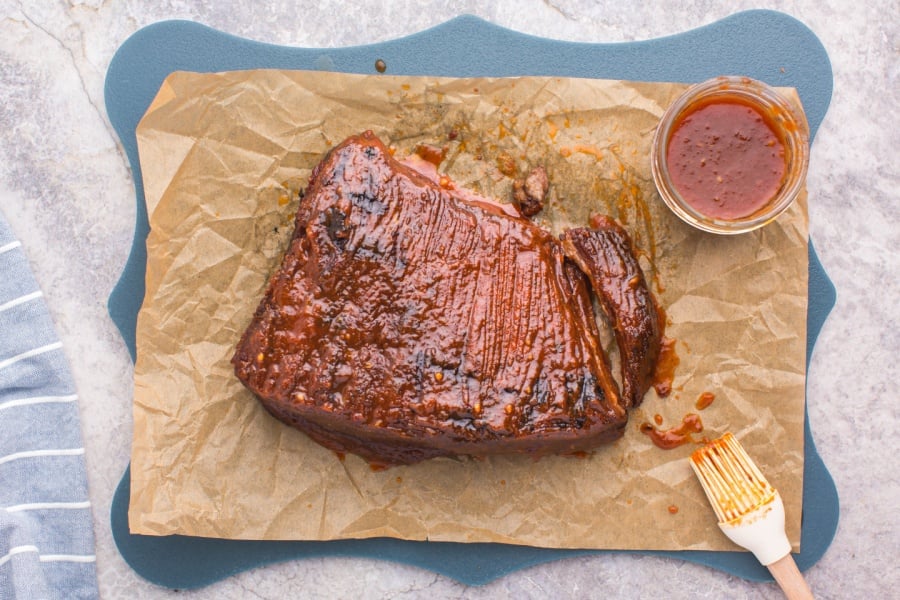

[639,413,704,450]
[652,337,679,397]
[565,450,591,460]
[666,99,786,219]
[695,392,715,410]
[415,143,447,168]
[668,505,679,515]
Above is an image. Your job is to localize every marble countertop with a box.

[1,1,896,598]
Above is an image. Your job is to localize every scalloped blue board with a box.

[105,10,838,589]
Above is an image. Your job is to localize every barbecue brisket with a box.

[233,131,660,466]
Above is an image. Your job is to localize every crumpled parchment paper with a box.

[129,70,808,551]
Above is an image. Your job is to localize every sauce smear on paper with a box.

[640,413,705,450]
[695,392,715,410]
[652,337,679,396]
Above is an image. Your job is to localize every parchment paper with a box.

[129,70,809,551]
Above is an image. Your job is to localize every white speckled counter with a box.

[1,1,897,598]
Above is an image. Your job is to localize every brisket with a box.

[562,217,662,409]
[233,131,659,466]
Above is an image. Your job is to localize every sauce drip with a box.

[666,99,786,220]
[652,337,679,397]
[414,143,447,168]
[639,413,705,450]
[374,59,387,73]
[695,392,715,410]
[566,450,590,459]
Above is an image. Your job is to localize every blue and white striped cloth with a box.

[0,210,99,599]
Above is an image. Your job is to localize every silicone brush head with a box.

[690,432,776,522]
[690,432,791,566]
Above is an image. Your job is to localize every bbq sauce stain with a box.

[652,336,679,397]
[374,59,387,73]
[414,143,447,168]
[695,392,715,410]
[639,413,706,450]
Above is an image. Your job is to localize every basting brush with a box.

[690,433,814,599]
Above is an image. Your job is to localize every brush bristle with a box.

[690,433,777,523]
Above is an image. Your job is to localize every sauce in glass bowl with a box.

[651,77,809,234]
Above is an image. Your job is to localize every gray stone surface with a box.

[1,1,897,598]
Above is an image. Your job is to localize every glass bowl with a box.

[651,76,809,234]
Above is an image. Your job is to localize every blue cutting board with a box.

[105,10,838,589]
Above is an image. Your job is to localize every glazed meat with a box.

[512,165,549,217]
[562,216,662,409]
[232,131,630,466]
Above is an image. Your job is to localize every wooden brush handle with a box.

[767,554,815,599]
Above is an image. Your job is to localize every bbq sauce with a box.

[695,392,715,410]
[666,99,787,220]
[414,143,447,168]
[639,413,705,450]
[652,336,679,397]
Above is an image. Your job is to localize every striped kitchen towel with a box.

[0,210,99,599]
